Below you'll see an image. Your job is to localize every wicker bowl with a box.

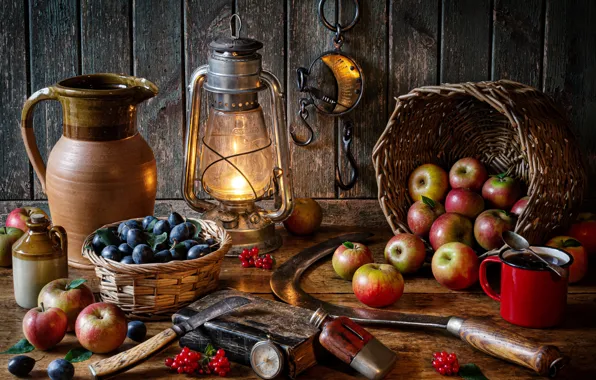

[372,80,586,248]
[82,217,231,320]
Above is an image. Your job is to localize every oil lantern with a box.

[183,16,294,254]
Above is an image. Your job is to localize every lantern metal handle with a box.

[182,64,216,213]
[260,70,294,222]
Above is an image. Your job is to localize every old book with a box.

[173,289,320,379]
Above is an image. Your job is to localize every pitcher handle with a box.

[21,87,59,194]
[479,255,502,302]
[49,225,68,256]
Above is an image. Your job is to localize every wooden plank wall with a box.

[1,0,595,205]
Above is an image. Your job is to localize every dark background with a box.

[1,0,594,215]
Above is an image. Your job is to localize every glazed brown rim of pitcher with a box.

[53,73,158,98]
[499,246,573,272]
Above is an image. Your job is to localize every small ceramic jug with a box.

[21,74,158,268]
[12,214,68,308]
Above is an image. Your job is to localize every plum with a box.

[118,243,133,256]
[169,245,187,261]
[8,355,35,377]
[183,240,198,251]
[183,221,197,237]
[101,245,121,261]
[154,250,173,263]
[92,234,106,255]
[168,212,185,228]
[153,220,171,236]
[120,255,134,264]
[127,228,146,248]
[169,223,190,244]
[47,359,74,380]
[188,244,211,260]
[127,321,147,342]
[142,216,157,230]
[132,244,154,264]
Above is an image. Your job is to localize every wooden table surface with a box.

[1,226,595,379]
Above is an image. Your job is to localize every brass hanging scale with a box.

[293,0,362,191]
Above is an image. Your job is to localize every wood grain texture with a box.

[89,328,178,378]
[0,0,31,199]
[337,0,387,198]
[81,0,131,74]
[134,0,183,199]
[492,0,544,86]
[389,0,440,98]
[543,0,596,200]
[441,0,491,83]
[288,0,336,198]
[29,0,80,199]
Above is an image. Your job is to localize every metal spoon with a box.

[501,231,566,278]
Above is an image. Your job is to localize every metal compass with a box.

[250,338,284,379]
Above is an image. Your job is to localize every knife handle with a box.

[448,317,568,377]
[89,328,178,380]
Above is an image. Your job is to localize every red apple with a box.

[429,213,474,251]
[568,214,596,256]
[384,233,426,274]
[546,236,588,283]
[510,196,529,216]
[22,303,68,350]
[449,157,488,192]
[481,175,522,209]
[408,164,449,202]
[38,278,95,331]
[283,198,323,235]
[473,209,516,250]
[0,226,24,267]
[445,188,485,219]
[75,302,127,354]
[5,207,48,232]
[407,196,445,237]
[431,242,479,290]
[332,242,374,280]
[352,263,404,308]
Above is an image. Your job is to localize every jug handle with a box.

[49,225,68,256]
[21,87,59,194]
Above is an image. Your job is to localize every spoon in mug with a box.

[501,231,567,278]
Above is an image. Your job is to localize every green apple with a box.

[0,227,24,267]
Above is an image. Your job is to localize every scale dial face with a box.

[250,340,284,379]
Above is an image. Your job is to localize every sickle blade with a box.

[270,232,451,329]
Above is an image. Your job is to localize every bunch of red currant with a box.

[431,351,459,376]
[238,246,274,270]
[165,346,230,377]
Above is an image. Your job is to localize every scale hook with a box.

[335,119,358,190]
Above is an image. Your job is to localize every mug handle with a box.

[21,86,60,194]
[479,255,501,302]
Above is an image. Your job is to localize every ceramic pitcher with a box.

[21,74,158,268]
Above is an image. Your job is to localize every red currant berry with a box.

[242,248,250,255]
[248,258,255,266]
[255,259,263,268]
[177,367,185,374]
[250,247,259,256]
[165,358,174,367]
[218,370,227,377]
[241,259,250,268]
[438,367,446,375]
[217,349,225,357]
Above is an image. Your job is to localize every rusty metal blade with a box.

[270,232,451,329]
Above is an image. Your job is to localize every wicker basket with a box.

[82,218,231,320]
[372,80,586,247]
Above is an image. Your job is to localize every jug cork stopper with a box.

[30,214,47,224]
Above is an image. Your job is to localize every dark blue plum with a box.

[154,250,173,263]
[182,240,198,251]
[118,243,133,256]
[92,234,106,255]
[132,244,154,264]
[206,238,216,246]
[126,228,146,248]
[169,246,187,261]
[101,245,121,261]
[183,221,197,237]
[120,255,134,264]
[169,223,190,244]
[142,216,158,230]
[47,359,74,380]
[8,355,35,377]
[187,244,211,260]
[152,219,171,236]
[154,242,169,252]
[127,321,147,342]
[168,212,185,228]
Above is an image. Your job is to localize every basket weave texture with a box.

[82,218,231,320]
[372,80,586,246]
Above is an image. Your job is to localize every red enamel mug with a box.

[479,246,573,328]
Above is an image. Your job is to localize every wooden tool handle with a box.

[453,318,568,377]
[89,328,178,380]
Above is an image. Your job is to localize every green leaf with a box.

[204,343,216,358]
[342,241,355,249]
[145,218,158,232]
[0,339,34,354]
[563,238,582,248]
[66,279,87,290]
[421,196,436,208]
[65,347,93,363]
[186,219,202,239]
[96,228,120,246]
[458,363,488,380]
[147,232,168,251]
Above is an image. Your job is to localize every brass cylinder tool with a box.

[293,0,362,191]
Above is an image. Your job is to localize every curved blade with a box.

[270,232,450,329]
